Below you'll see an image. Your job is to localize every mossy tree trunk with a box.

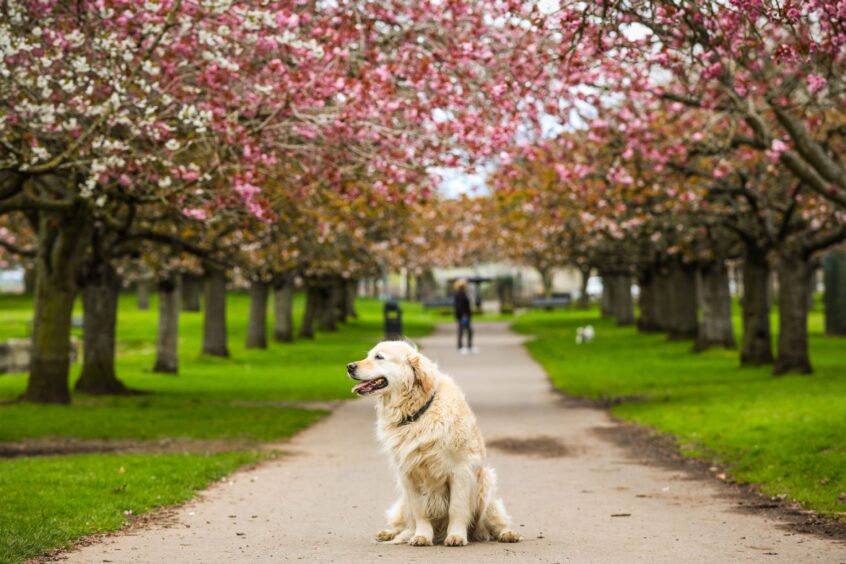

[416,270,436,302]
[76,255,129,395]
[694,260,736,352]
[346,279,359,319]
[246,279,269,349]
[774,252,813,375]
[666,262,698,340]
[202,265,229,357]
[652,267,671,332]
[273,275,295,343]
[608,273,634,326]
[153,274,180,374]
[333,279,347,324]
[136,280,151,310]
[23,267,35,294]
[600,271,613,318]
[539,266,554,298]
[299,282,319,339]
[23,202,92,404]
[741,248,774,366]
[405,270,414,301]
[577,265,591,309]
[181,274,202,312]
[637,266,661,332]
[823,251,846,335]
[318,282,337,332]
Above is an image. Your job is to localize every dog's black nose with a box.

[346,362,357,374]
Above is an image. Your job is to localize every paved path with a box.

[67,322,846,563]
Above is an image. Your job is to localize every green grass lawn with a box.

[513,301,846,520]
[0,291,433,563]
[0,452,259,563]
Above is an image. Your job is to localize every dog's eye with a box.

[375,354,384,360]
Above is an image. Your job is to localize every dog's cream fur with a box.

[347,340,521,547]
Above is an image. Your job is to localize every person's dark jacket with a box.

[454,289,472,320]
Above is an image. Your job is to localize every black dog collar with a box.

[398,392,436,426]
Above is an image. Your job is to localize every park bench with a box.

[423,298,454,312]
[531,294,572,310]
[0,337,80,374]
[2,317,83,374]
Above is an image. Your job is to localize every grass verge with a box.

[512,304,846,519]
[0,452,262,563]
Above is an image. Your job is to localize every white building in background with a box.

[389,262,593,300]
[0,268,25,294]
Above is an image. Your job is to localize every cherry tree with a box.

[0,0,569,403]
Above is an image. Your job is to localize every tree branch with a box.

[803,224,846,257]
[779,150,846,208]
[0,238,36,258]
[771,104,846,195]
[127,228,230,270]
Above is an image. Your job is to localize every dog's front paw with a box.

[409,535,433,546]
[375,529,397,542]
[497,530,522,543]
[444,534,468,547]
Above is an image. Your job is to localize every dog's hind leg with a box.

[481,498,522,543]
[376,498,411,542]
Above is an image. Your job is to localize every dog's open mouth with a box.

[351,377,388,395]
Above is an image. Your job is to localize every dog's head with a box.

[346,340,435,398]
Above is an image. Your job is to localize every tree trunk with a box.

[273,276,295,343]
[246,280,269,349]
[666,262,698,340]
[774,253,813,375]
[318,283,337,332]
[807,263,818,311]
[637,266,661,332]
[23,267,35,294]
[76,260,129,394]
[539,267,553,298]
[577,265,591,309]
[652,267,671,332]
[299,283,319,339]
[346,279,359,319]
[823,251,846,335]
[202,266,229,357]
[405,270,413,301]
[23,203,92,404]
[496,277,515,314]
[600,272,613,318]
[153,274,180,374]
[181,274,202,312]
[694,261,736,352]
[417,270,436,302]
[333,279,347,324]
[608,273,634,326]
[136,279,151,311]
[740,248,774,365]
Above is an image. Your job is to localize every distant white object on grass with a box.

[575,325,595,345]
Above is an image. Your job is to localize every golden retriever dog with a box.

[346,340,521,547]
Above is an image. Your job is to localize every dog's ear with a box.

[407,352,435,395]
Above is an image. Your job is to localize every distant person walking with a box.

[453,279,477,354]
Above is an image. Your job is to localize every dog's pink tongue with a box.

[351,381,368,394]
